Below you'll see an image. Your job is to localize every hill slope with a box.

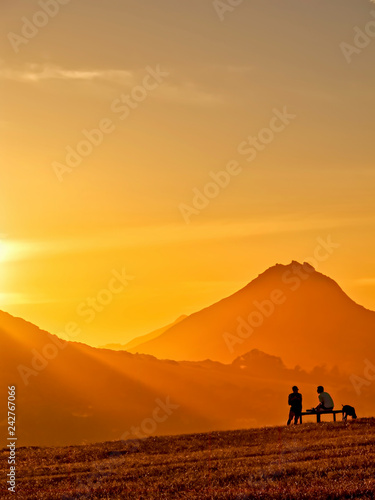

[2,419,375,499]
[129,262,375,369]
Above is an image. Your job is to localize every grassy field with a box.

[1,418,375,499]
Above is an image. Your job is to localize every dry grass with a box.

[1,418,375,499]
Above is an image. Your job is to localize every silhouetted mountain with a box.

[2,262,375,447]
[100,315,188,351]
[126,262,375,370]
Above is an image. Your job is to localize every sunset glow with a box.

[2,4,375,497]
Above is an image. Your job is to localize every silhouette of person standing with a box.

[287,386,302,425]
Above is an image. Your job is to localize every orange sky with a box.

[1,0,374,346]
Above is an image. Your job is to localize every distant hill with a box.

[2,308,372,447]
[100,315,187,351]
[127,262,375,370]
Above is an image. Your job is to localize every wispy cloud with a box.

[0,62,134,84]
[0,292,59,306]
[0,61,223,106]
[158,82,223,106]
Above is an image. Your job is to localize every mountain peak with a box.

[266,260,316,274]
[250,260,317,287]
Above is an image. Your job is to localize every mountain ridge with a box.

[124,261,375,369]
[100,315,188,351]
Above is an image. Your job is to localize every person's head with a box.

[317,386,324,394]
[292,385,299,393]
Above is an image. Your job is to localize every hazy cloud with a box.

[355,278,375,286]
[2,215,369,264]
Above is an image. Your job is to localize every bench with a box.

[300,410,343,423]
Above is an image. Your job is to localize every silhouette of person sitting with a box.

[315,386,334,412]
[287,386,302,425]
